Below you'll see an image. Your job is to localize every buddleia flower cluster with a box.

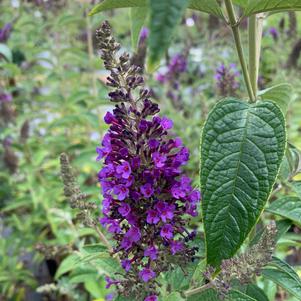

[214,63,240,96]
[156,53,188,109]
[96,21,201,300]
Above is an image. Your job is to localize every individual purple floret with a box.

[96,21,201,300]
[214,63,240,96]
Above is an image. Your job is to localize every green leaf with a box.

[148,0,189,69]
[55,253,81,279]
[188,0,224,18]
[227,290,257,301]
[191,259,207,287]
[89,0,223,17]
[89,0,146,16]
[262,257,301,300]
[0,43,12,62]
[266,197,301,227]
[187,288,219,301]
[130,7,148,50]
[258,83,293,115]
[81,243,107,254]
[292,181,301,198]
[187,289,257,301]
[244,1,301,16]
[201,98,286,267]
[165,292,185,301]
[246,284,269,301]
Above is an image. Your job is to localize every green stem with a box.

[224,0,255,102]
[249,14,264,99]
[249,15,257,97]
[184,283,213,297]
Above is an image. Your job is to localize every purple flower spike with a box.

[96,21,201,297]
[139,268,156,282]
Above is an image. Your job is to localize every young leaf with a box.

[244,0,301,16]
[266,197,301,227]
[130,7,148,50]
[148,0,189,69]
[201,99,286,267]
[262,257,301,300]
[258,83,293,115]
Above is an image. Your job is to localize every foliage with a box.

[1,0,301,301]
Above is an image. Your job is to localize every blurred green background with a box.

[0,1,300,300]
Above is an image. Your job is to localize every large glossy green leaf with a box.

[89,0,223,17]
[266,197,301,227]
[258,83,293,115]
[130,7,148,50]
[262,257,301,300]
[148,0,189,68]
[201,98,286,267]
[244,1,301,16]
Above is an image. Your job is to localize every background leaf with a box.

[262,257,301,300]
[201,99,286,267]
[266,197,301,227]
[130,7,148,50]
[258,83,293,115]
[148,0,189,69]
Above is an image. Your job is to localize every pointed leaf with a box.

[201,98,286,267]
[262,257,301,300]
[258,83,293,115]
[148,0,189,69]
[266,197,301,227]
